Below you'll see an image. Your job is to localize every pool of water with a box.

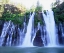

[0,47,64,53]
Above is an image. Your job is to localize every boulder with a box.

[33,30,44,46]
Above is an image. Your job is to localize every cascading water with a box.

[42,10,57,47]
[18,22,26,45]
[6,22,15,46]
[0,21,11,46]
[1,21,11,38]
[38,22,40,30]
[22,12,35,47]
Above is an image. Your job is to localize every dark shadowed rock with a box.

[0,20,4,36]
[33,30,44,47]
[58,23,64,44]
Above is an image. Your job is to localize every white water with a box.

[6,22,15,46]
[1,21,11,37]
[43,10,57,47]
[22,12,35,47]
[38,22,40,30]
[0,20,12,46]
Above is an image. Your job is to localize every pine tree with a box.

[56,0,60,5]
[37,0,40,7]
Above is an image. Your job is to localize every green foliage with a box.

[1,11,24,25]
[0,4,27,26]
[35,6,42,13]
[34,5,43,27]
[52,2,64,24]
[30,5,35,12]
[34,13,43,27]
[0,2,44,27]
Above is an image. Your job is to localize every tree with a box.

[37,0,40,7]
[0,0,10,17]
[16,3,26,13]
[56,0,60,5]
[52,2,64,23]
[51,0,62,8]
[30,5,35,12]
[0,0,4,17]
[34,0,43,27]
[2,0,9,4]
[35,0,42,13]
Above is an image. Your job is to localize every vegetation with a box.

[34,1,43,27]
[0,4,26,26]
[0,0,44,27]
[52,2,64,24]
[1,0,64,27]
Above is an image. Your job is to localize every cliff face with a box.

[0,21,25,46]
[56,23,64,45]
[0,17,64,46]
[52,2,64,45]
[33,30,44,46]
[0,2,64,46]
[0,12,64,46]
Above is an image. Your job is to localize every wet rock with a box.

[0,20,4,36]
[33,30,44,47]
[57,23,64,44]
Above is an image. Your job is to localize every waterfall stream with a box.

[43,10,57,47]
[0,10,64,47]
[21,12,35,47]
[0,21,11,46]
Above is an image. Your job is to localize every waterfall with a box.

[0,21,11,46]
[22,12,35,47]
[1,21,11,37]
[38,22,40,30]
[6,22,15,46]
[0,21,16,46]
[19,22,26,45]
[42,10,57,47]
[59,23,64,37]
[0,10,61,47]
